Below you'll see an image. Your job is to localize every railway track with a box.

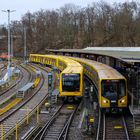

[0,65,23,96]
[0,67,6,79]
[2,63,41,98]
[96,113,130,140]
[14,63,58,139]
[0,62,18,90]
[96,109,103,140]
[83,76,102,140]
[33,103,79,140]
[0,64,48,139]
[103,114,129,140]
[125,114,138,140]
[0,65,33,113]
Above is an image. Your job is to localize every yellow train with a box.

[29,54,83,100]
[70,57,127,112]
[29,54,127,112]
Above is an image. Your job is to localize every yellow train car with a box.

[29,54,83,100]
[70,57,127,112]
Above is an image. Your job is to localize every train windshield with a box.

[62,74,80,91]
[101,79,126,100]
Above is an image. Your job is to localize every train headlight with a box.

[121,99,125,103]
[103,100,107,103]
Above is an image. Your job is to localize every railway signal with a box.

[48,72,53,91]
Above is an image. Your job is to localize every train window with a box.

[62,73,80,92]
[101,79,126,100]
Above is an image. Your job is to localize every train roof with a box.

[30,54,83,74]
[62,65,83,74]
[70,57,125,80]
[30,54,80,66]
[58,56,82,67]
[57,56,83,73]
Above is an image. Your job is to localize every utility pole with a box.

[24,27,27,63]
[11,33,13,58]
[2,9,15,80]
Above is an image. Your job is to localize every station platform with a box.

[18,82,34,92]
[129,106,140,115]
[17,82,34,98]
[129,106,140,128]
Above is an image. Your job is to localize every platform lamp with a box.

[2,9,15,80]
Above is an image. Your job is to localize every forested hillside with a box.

[0,1,140,54]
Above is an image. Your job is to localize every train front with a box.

[60,73,83,101]
[100,79,127,113]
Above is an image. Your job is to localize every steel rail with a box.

[0,64,47,139]
[103,114,106,140]
[33,104,64,140]
[122,116,130,140]
[0,64,36,122]
[102,114,130,140]
[0,65,24,96]
[58,104,79,140]
[19,63,54,140]
[0,64,32,104]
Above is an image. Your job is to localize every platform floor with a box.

[129,105,140,115]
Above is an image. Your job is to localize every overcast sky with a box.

[0,0,134,24]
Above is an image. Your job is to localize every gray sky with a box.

[0,0,133,25]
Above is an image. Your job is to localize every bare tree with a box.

[8,1,140,54]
